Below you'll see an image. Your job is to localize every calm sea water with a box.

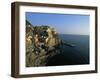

[46,34,89,66]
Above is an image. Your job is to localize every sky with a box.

[26,12,90,35]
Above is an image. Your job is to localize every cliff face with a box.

[26,21,60,67]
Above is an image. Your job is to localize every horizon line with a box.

[58,33,89,36]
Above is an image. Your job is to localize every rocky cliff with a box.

[26,20,61,67]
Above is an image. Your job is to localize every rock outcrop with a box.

[26,20,61,67]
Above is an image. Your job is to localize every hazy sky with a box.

[26,12,89,35]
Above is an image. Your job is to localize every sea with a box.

[46,34,89,66]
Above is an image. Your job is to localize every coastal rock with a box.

[26,20,60,67]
